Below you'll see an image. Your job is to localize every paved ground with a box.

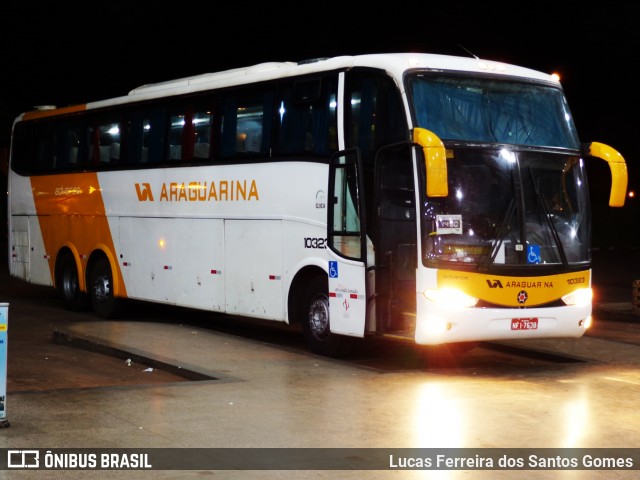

[2,270,189,392]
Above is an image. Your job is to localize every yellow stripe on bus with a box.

[30,173,127,298]
[437,269,590,307]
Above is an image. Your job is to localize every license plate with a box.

[511,318,538,330]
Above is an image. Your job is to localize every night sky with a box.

[1,2,636,246]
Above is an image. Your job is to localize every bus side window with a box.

[41,123,56,172]
[345,71,407,239]
[104,123,121,164]
[26,122,54,173]
[220,87,274,160]
[345,72,406,168]
[237,109,263,153]
[220,97,238,157]
[9,123,32,173]
[124,112,150,165]
[168,107,189,161]
[66,129,80,166]
[52,121,87,171]
[88,120,121,167]
[167,101,214,163]
[274,75,338,157]
[146,106,167,164]
[193,110,213,160]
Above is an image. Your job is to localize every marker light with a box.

[579,315,592,329]
[423,288,478,308]
[561,288,592,307]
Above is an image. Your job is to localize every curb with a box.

[52,329,218,382]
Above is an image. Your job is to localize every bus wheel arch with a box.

[86,251,121,319]
[54,248,89,311]
[290,267,345,357]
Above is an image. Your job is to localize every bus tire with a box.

[302,275,344,357]
[89,257,120,319]
[56,253,89,311]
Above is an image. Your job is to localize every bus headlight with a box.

[561,288,592,307]
[423,288,478,308]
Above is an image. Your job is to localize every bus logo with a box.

[135,183,154,201]
[486,279,503,288]
[517,290,528,304]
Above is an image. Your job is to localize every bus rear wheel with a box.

[89,257,120,319]
[302,276,344,357]
[56,253,89,311]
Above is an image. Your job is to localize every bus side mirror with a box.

[583,142,628,207]
[413,128,448,197]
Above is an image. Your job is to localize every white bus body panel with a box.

[225,220,284,320]
[174,218,225,311]
[97,162,327,321]
[8,173,52,285]
[9,216,51,285]
[118,217,227,311]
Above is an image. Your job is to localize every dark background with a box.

[0,2,636,248]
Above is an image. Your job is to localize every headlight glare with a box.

[424,287,478,308]
[562,288,592,307]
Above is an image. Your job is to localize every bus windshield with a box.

[408,73,590,270]
[409,73,580,149]
[419,148,590,270]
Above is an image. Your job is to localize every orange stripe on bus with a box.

[30,173,127,298]
[21,104,87,121]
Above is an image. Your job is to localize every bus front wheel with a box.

[89,257,120,319]
[55,253,89,311]
[302,276,344,357]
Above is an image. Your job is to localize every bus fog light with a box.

[562,288,592,307]
[424,288,478,308]
[423,317,451,336]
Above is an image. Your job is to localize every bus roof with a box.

[20,53,559,120]
[127,53,556,97]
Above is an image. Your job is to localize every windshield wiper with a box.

[529,170,568,267]
[479,198,517,270]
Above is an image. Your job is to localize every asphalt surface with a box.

[2,245,640,394]
[3,273,189,393]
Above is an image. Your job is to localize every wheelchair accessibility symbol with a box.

[329,261,339,278]
[527,245,541,264]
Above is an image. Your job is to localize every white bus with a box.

[7,53,628,356]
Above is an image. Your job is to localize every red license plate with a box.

[511,318,538,330]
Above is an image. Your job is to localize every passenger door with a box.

[326,149,368,337]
